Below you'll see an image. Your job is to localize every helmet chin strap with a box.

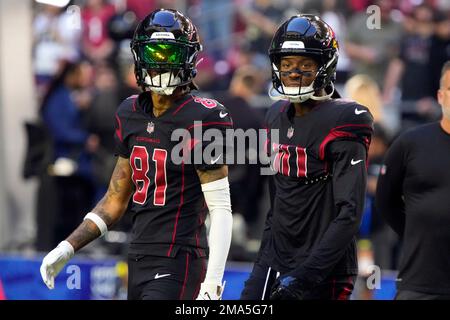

[268,82,334,103]
[143,70,181,95]
[310,82,334,101]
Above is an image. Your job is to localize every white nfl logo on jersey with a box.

[147,122,155,134]
[287,126,294,139]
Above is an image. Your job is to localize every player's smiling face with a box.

[279,56,319,88]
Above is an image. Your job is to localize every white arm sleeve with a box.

[201,177,233,285]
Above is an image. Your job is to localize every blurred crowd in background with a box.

[20,0,450,299]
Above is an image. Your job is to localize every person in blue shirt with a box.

[37,60,98,250]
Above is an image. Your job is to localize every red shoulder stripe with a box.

[115,114,123,142]
[172,96,195,116]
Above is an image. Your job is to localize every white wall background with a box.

[0,0,37,250]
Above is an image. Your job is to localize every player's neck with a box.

[441,117,450,135]
[292,89,327,117]
[150,90,183,117]
[293,102,316,116]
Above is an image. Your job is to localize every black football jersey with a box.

[263,98,373,285]
[114,92,233,258]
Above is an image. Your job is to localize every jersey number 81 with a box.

[130,146,168,206]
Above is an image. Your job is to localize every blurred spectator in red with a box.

[347,0,372,13]
[81,0,116,63]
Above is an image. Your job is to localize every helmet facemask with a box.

[269,53,337,103]
[131,39,201,95]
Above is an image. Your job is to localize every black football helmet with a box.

[268,14,339,102]
[130,9,202,94]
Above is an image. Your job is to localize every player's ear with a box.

[437,89,443,106]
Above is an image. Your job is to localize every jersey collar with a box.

[136,92,192,119]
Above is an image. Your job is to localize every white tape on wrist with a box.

[84,212,108,236]
[58,240,75,257]
[200,177,229,192]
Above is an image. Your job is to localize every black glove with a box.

[270,275,305,300]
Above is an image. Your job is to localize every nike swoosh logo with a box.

[219,111,228,118]
[211,154,222,165]
[351,159,363,165]
[355,108,367,115]
[154,273,171,279]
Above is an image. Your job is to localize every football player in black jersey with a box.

[40,9,233,300]
[240,14,374,300]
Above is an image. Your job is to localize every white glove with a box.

[196,282,226,300]
[40,241,74,289]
